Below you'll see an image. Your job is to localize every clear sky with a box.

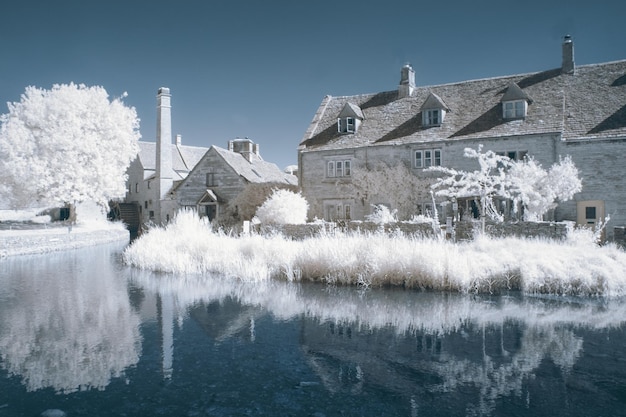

[1,0,625,170]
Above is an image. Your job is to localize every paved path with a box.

[0,224,130,257]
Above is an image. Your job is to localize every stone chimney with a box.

[156,87,173,200]
[228,138,259,163]
[175,134,182,147]
[398,64,415,98]
[562,35,575,74]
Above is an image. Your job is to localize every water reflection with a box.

[131,271,626,416]
[0,244,141,393]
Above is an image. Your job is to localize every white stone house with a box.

[174,138,297,221]
[124,88,296,225]
[298,36,626,239]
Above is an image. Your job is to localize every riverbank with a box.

[0,224,130,257]
[124,210,626,297]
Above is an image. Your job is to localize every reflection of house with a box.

[298,36,626,239]
[124,88,296,225]
[300,318,580,416]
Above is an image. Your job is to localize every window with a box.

[415,151,423,168]
[326,203,352,220]
[415,149,442,168]
[206,172,215,187]
[423,109,441,126]
[503,100,526,119]
[336,161,344,177]
[434,149,442,166]
[338,117,356,133]
[327,160,352,178]
[135,183,139,193]
[147,180,151,189]
[496,150,528,161]
[424,150,432,167]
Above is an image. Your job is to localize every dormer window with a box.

[501,82,532,119]
[420,92,449,127]
[337,102,364,134]
[338,117,356,133]
[503,100,527,119]
[423,109,442,126]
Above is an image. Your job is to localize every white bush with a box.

[254,189,308,225]
[365,204,397,224]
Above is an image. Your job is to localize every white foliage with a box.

[351,162,431,220]
[430,146,582,223]
[365,204,397,224]
[0,83,141,210]
[254,189,309,225]
[508,155,582,221]
[124,213,626,297]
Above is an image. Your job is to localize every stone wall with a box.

[258,220,570,241]
[614,227,626,248]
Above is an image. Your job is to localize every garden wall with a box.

[258,220,570,241]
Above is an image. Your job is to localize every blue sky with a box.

[1,0,625,170]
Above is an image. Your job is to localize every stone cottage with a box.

[174,138,297,221]
[298,36,626,239]
[124,88,296,226]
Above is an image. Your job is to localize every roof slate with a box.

[300,60,626,151]
[137,141,209,178]
[212,146,298,185]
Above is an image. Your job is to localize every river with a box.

[0,242,625,416]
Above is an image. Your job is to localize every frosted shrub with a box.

[365,204,397,224]
[254,189,308,225]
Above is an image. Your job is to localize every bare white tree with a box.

[429,146,582,232]
[508,155,582,221]
[429,146,512,232]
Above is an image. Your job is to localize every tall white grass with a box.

[123,210,626,297]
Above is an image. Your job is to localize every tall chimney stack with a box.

[562,35,575,75]
[398,64,415,98]
[156,87,173,201]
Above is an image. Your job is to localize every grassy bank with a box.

[123,211,626,297]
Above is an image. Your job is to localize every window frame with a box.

[326,159,352,178]
[423,109,441,127]
[206,172,216,187]
[503,100,527,119]
[337,117,356,134]
[414,149,442,169]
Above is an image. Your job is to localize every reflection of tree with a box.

[429,324,582,416]
[0,245,141,393]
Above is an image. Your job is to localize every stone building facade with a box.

[125,88,295,225]
[298,36,626,239]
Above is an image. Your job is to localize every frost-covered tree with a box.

[254,189,309,225]
[351,162,432,220]
[429,146,582,230]
[429,146,512,232]
[508,155,582,221]
[0,83,140,211]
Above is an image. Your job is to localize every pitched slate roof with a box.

[212,146,298,185]
[299,60,626,151]
[137,141,209,180]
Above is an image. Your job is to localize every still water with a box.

[0,243,625,417]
